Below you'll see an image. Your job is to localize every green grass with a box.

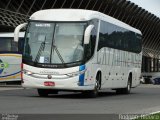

[135,113,160,120]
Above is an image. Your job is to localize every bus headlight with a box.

[66,69,86,77]
[23,70,33,75]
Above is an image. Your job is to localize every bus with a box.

[14,9,142,97]
[0,32,24,83]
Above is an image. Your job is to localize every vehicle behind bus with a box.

[0,32,24,83]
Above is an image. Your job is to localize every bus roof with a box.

[30,9,141,34]
[0,32,25,38]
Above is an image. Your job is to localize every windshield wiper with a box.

[35,37,46,63]
[50,23,66,66]
[52,45,66,65]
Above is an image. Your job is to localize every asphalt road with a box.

[0,84,160,119]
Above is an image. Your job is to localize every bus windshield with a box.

[23,21,87,66]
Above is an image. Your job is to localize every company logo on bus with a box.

[0,59,9,74]
[39,70,59,75]
[47,75,52,79]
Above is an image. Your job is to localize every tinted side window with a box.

[12,41,18,52]
[90,20,98,56]
[135,34,142,53]
[0,38,12,52]
[18,38,25,53]
[98,21,142,53]
[98,21,111,51]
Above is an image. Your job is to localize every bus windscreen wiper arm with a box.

[52,45,65,64]
[35,37,46,63]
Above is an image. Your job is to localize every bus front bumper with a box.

[22,74,94,91]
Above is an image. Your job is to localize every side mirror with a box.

[14,23,27,42]
[84,25,94,44]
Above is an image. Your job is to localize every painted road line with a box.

[0,87,22,91]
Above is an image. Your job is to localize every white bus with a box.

[0,32,24,82]
[14,9,142,97]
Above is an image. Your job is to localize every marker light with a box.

[26,71,33,75]
[23,69,33,76]
[66,69,86,77]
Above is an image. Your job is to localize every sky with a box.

[128,0,160,18]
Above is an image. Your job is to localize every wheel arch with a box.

[95,68,102,78]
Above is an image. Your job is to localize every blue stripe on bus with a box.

[79,65,85,86]
[79,65,85,71]
[0,69,3,74]
[0,71,21,78]
[0,59,4,74]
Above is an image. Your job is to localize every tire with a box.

[83,73,101,98]
[116,75,132,94]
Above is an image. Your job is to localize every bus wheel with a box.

[87,73,101,98]
[124,75,132,94]
[116,75,132,94]
[37,89,49,97]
